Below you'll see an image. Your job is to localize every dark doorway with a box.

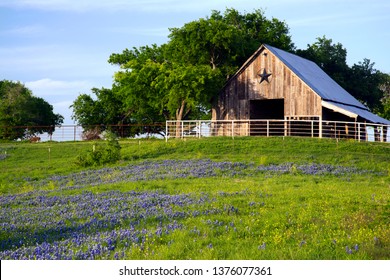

[249,99,284,136]
[250,99,284,119]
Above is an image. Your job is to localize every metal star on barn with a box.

[258,68,272,84]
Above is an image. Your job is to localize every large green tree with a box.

[166,8,294,78]
[71,87,124,127]
[0,80,64,140]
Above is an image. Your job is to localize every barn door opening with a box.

[249,99,284,136]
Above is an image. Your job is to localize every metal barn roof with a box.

[264,44,390,125]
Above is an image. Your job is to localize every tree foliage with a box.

[0,80,63,140]
[347,59,387,111]
[71,87,124,127]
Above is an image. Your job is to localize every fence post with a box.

[74,125,76,141]
[284,119,287,137]
[50,126,53,141]
[181,121,184,139]
[266,120,269,137]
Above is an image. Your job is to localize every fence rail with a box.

[166,119,390,143]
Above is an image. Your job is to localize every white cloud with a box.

[25,78,92,93]
[0,43,115,82]
[52,100,75,122]
[2,24,47,37]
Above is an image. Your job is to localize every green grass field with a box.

[0,137,389,259]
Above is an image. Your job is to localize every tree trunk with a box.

[175,100,186,138]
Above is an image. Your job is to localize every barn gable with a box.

[212,44,390,125]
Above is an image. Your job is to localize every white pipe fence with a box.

[2,121,388,142]
[166,119,390,143]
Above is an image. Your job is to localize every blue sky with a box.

[1,0,389,124]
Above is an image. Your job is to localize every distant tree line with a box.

[0,80,63,140]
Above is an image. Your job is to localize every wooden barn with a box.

[211,44,390,139]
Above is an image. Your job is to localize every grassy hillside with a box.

[0,137,389,259]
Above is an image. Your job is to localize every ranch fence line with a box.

[1,120,389,143]
[166,119,390,143]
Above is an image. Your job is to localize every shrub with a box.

[76,132,121,166]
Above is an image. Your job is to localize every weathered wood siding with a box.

[212,46,322,120]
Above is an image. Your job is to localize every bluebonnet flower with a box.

[13,159,376,193]
[258,243,266,250]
